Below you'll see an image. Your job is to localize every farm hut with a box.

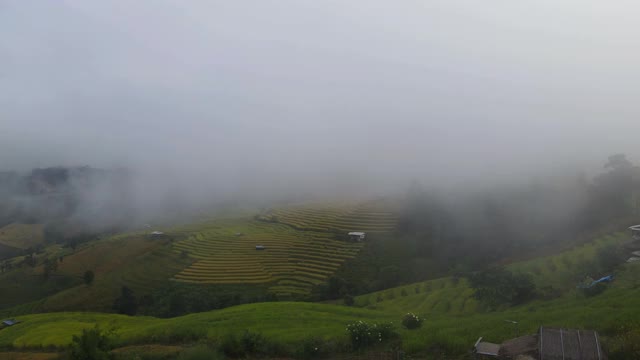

[474,338,500,358]
[473,327,605,360]
[150,231,165,239]
[629,225,640,240]
[348,232,366,242]
[255,245,266,250]
[1,319,19,327]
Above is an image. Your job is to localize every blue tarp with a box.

[577,275,614,289]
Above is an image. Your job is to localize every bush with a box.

[296,337,329,359]
[596,245,624,272]
[219,333,244,358]
[400,289,408,297]
[582,282,608,297]
[468,268,536,307]
[344,294,354,306]
[220,330,284,358]
[69,326,113,360]
[346,321,398,350]
[401,313,423,330]
[83,270,94,285]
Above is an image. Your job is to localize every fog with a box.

[2,0,640,201]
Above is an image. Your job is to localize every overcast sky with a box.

[2,1,640,195]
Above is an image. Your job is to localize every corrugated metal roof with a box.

[540,327,604,360]
[476,341,500,356]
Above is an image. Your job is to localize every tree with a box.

[83,270,95,285]
[113,286,137,315]
[468,268,535,307]
[69,326,113,360]
[596,245,624,273]
[343,294,354,306]
[584,154,640,227]
[43,258,58,279]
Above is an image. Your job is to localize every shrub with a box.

[344,294,354,306]
[582,282,608,297]
[296,337,329,359]
[401,313,423,330]
[346,321,398,350]
[69,326,113,360]
[83,270,94,285]
[219,333,244,358]
[220,331,284,358]
[400,289,408,297]
[468,267,536,307]
[386,291,395,300]
[596,245,624,272]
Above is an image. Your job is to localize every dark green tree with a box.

[83,270,94,285]
[343,294,354,306]
[113,286,137,315]
[468,267,535,307]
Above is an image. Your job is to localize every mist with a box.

[2,0,640,205]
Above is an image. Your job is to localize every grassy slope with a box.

[37,233,192,312]
[0,232,191,313]
[2,277,640,354]
[0,201,398,312]
[2,232,639,355]
[0,224,44,250]
[355,232,629,314]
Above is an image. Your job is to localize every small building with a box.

[150,231,165,239]
[629,225,640,240]
[474,338,500,358]
[348,232,366,242]
[255,245,266,250]
[474,327,606,360]
[1,319,19,327]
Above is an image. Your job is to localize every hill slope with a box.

[2,232,640,357]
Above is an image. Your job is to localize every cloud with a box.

[1,0,639,196]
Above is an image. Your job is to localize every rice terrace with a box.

[170,200,398,297]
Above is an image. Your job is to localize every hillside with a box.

[1,230,639,358]
[0,224,44,250]
[0,200,399,313]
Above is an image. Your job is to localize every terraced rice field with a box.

[172,221,364,297]
[259,200,399,234]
